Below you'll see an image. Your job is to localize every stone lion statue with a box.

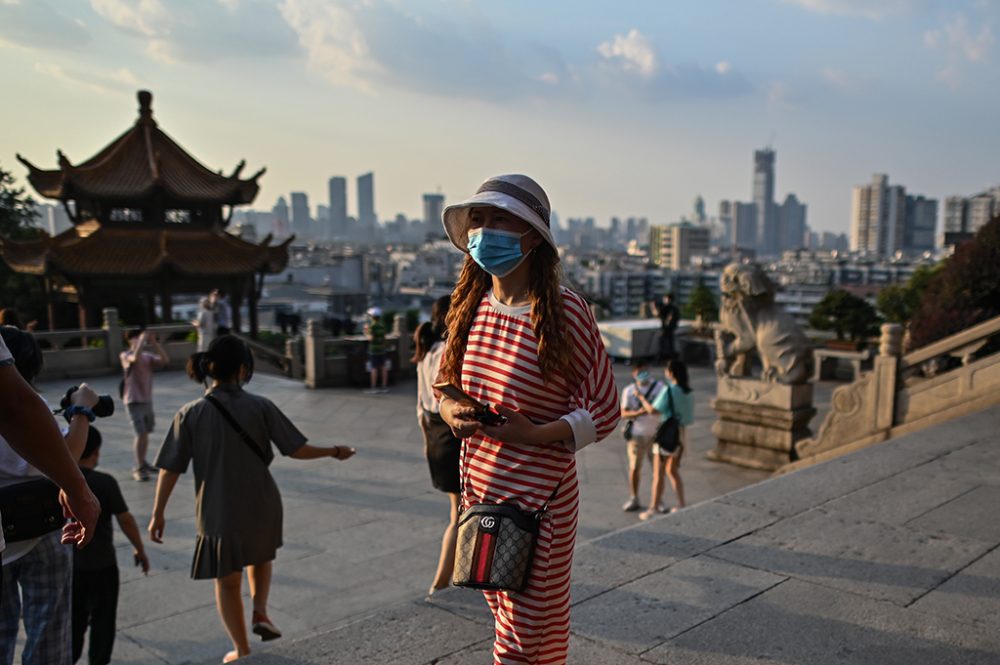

[715,262,812,385]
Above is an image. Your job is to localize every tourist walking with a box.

[413,295,460,597]
[193,291,220,352]
[72,427,150,665]
[148,335,356,662]
[215,291,232,335]
[637,359,695,520]
[619,361,666,512]
[0,326,98,665]
[364,306,389,394]
[438,174,619,664]
[654,293,679,363]
[120,328,169,481]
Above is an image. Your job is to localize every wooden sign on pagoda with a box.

[1,90,291,335]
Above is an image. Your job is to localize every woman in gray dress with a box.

[148,336,355,663]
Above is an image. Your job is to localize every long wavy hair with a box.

[439,243,576,385]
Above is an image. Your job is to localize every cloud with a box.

[35,62,141,95]
[0,1,90,51]
[924,14,994,62]
[596,29,752,100]
[89,0,299,63]
[277,0,580,101]
[782,0,926,20]
[924,13,995,87]
[597,29,658,78]
[767,81,806,106]
[821,66,868,92]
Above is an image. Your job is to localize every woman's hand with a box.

[330,445,356,461]
[148,513,165,544]
[440,398,481,439]
[637,393,657,415]
[481,406,543,446]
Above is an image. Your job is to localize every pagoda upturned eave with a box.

[0,226,293,278]
[15,90,265,206]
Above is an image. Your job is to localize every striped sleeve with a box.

[559,291,620,452]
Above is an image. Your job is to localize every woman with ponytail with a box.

[148,336,355,662]
[413,295,461,597]
[438,174,619,665]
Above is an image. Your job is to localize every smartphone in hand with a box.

[432,382,509,426]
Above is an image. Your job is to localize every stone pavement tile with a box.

[424,586,494,626]
[243,601,491,665]
[119,603,248,665]
[434,635,649,665]
[117,567,213,629]
[911,545,1000,630]
[571,554,785,655]
[710,507,992,606]
[98,633,172,665]
[906,484,1000,545]
[572,501,776,604]
[643,578,1000,665]
[116,540,194,584]
[935,439,1000,485]
[820,463,983,526]
[293,510,443,564]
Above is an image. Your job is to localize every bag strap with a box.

[204,394,268,466]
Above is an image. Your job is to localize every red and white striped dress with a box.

[460,288,619,664]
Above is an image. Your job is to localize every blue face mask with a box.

[636,371,650,384]
[467,228,529,277]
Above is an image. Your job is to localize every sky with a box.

[1,0,998,235]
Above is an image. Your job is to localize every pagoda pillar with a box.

[231,281,243,334]
[248,274,259,338]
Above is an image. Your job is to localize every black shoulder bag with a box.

[622,381,660,440]
[0,477,64,542]
[204,394,269,466]
[654,387,681,455]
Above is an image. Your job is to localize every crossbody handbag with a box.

[453,477,561,594]
[654,387,681,455]
[0,477,64,542]
[204,394,269,466]
[623,380,660,440]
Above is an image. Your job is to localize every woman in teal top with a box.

[636,359,694,520]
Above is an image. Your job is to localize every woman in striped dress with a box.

[438,174,620,664]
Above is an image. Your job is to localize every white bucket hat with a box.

[442,174,556,254]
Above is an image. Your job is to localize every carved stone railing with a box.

[304,315,414,389]
[784,314,1000,473]
[35,308,197,381]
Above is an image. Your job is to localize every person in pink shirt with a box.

[120,329,169,481]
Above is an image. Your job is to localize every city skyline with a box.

[1,1,998,234]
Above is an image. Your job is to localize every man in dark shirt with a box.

[654,293,679,363]
[72,428,149,665]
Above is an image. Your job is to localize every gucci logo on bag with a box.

[480,516,497,529]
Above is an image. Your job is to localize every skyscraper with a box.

[272,196,290,238]
[778,194,807,251]
[423,193,445,228]
[650,222,711,270]
[357,172,376,232]
[734,202,757,252]
[328,176,348,238]
[851,174,906,256]
[904,195,937,253]
[290,192,311,239]
[753,148,777,255]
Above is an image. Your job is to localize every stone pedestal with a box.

[709,377,816,471]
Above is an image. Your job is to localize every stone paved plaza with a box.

[29,363,798,664]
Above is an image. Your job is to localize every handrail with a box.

[901,314,1000,369]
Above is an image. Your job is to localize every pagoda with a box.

[2,90,291,335]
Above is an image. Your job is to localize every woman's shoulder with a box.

[559,287,596,322]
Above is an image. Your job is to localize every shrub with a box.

[909,216,1000,349]
[809,289,880,342]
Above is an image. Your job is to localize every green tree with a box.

[876,264,941,324]
[809,289,880,342]
[909,216,1000,349]
[682,281,718,324]
[0,164,47,326]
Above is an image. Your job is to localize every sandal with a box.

[252,611,282,641]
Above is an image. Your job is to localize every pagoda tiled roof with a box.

[16,91,264,205]
[0,224,292,277]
